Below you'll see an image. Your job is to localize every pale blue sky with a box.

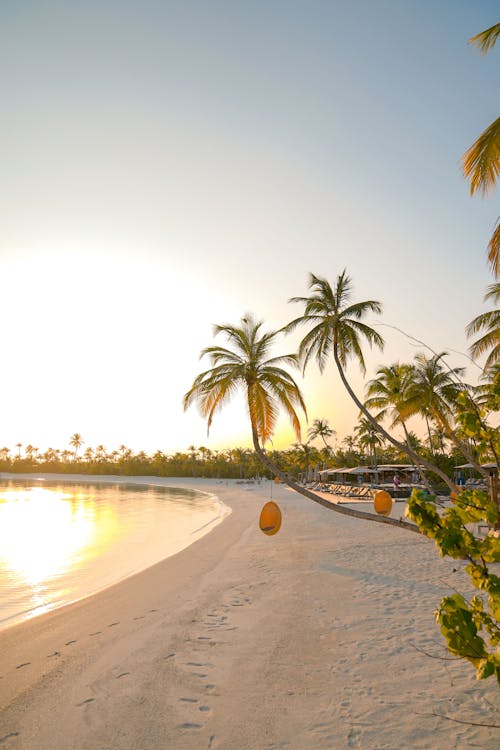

[0,1,498,455]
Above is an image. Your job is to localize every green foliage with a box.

[455,389,499,465]
[407,488,500,685]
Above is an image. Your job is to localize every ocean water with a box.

[0,478,229,631]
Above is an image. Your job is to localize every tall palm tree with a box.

[462,22,500,276]
[286,271,457,492]
[466,282,500,371]
[307,418,336,452]
[69,433,84,460]
[184,312,420,531]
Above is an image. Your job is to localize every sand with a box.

[0,477,498,749]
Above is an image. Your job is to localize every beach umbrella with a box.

[259,501,282,535]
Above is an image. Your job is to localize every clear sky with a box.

[1,0,498,457]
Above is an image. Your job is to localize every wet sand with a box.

[0,478,498,749]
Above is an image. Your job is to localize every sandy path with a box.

[0,478,498,749]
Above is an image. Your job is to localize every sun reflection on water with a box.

[0,486,121,617]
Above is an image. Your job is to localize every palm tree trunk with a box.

[332,346,457,494]
[250,423,421,534]
[401,422,435,495]
[425,415,434,455]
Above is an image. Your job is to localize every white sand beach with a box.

[0,478,498,749]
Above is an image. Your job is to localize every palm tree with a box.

[411,351,485,472]
[462,22,500,276]
[286,271,457,492]
[83,446,94,462]
[291,441,320,480]
[69,433,84,460]
[354,417,384,469]
[307,418,336,452]
[95,445,107,462]
[466,282,500,371]
[15,443,22,459]
[365,362,419,445]
[184,312,420,531]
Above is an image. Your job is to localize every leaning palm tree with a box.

[184,312,420,531]
[462,22,500,276]
[286,271,457,492]
[466,282,500,371]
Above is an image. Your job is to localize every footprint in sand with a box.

[116,672,130,679]
[47,651,60,658]
[76,698,95,707]
[89,631,102,636]
[15,662,30,669]
[180,722,202,730]
[108,621,119,627]
[0,733,20,745]
[179,697,198,703]
[65,640,77,646]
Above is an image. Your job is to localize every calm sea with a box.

[0,477,229,631]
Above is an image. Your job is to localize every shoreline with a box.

[0,477,498,749]
[0,474,232,633]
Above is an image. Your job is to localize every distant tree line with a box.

[0,419,488,489]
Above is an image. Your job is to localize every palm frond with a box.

[469,328,500,362]
[484,281,500,302]
[469,23,500,54]
[466,309,500,337]
[343,300,383,319]
[346,319,385,350]
[462,117,500,195]
[487,218,500,276]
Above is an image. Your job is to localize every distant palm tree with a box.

[307,418,336,452]
[24,445,39,463]
[69,433,84,460]
[95,445,107,462]
[15,443,22,458]
[184,312,420,531]
[83,447,94,462]
[354,418,384,469]
[466,282,500,371]
[286,271,456,492]
[462,22,500,276]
